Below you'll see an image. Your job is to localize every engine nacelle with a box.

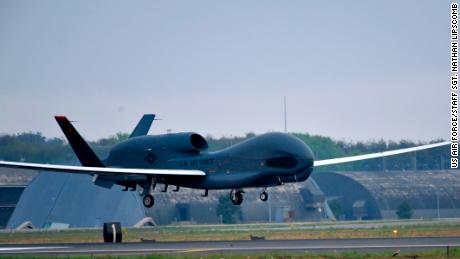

[165,132,208,153]
[107,132,209,165]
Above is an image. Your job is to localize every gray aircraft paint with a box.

[104,132,314,190]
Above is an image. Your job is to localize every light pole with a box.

[436,190,440,219]
[430,184,440,219]
[268,194,272,223]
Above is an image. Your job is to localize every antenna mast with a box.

[284,96,287,133]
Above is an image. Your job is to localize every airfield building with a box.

[312,170,460,220]
[0,169,36,228]
[7,172,146,228]
[147,179,325,225]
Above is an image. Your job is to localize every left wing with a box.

[314,141,450,167]
[0,161,206,176]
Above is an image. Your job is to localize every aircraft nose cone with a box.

[283,134,313,158]
[265,132,314,170]
[290,137,314,170]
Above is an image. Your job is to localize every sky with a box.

[0,1,451,142]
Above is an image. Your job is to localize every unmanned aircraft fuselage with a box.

[105,132,314,190]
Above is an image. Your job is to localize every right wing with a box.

[0,161,206,176]
[313,141,450,167]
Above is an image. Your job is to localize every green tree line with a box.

[0,132,450,171]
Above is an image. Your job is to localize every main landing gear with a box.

[140,178,156,208]
[142,194,154,208]
[230,190,244,205]
[140,183,179,208]
[121,180,156,208]
[229,189,269,205]
[259,187,268,202]
[260,191,268,202]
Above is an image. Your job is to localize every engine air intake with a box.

[190,133,208,151]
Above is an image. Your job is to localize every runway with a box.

[0,237,459,256]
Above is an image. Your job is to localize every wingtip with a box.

[54,115,68,120]
[431,141,451,147]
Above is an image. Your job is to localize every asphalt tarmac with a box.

[0,236,459,256]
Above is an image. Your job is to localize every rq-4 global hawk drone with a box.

[0,114,449,208]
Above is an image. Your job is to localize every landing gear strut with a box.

[230,190,243,205]
[143,194,154,208]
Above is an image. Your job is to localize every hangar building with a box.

[7,172,145,228]
[147,179,325,225]
[0,169,36,228]
[312,170,460,220]
[3,169,460,228]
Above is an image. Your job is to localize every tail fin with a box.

[55,116,104,167]
[129,114,155,138]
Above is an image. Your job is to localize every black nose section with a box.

[284,138,314,175]
[281,134,314,169]
[262,133,314,172]
[266,156,298,169]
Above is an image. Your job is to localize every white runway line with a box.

[0,246,69,251]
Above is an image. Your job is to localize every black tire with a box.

[103,222,122,243]
[260,192,268,202]
[231,191,243,205]
[143,194,154,208]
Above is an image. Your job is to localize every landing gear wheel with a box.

[260,191,268,202]
[230,191,243,205]
[143,194,154,208]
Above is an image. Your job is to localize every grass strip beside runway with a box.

[0,220,460,244]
